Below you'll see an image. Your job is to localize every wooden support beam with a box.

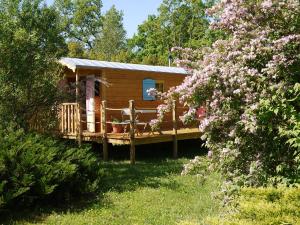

[77,103,82,146]
[129,100,136,165]
[75,70,80,103]
[172,100,178,159]
[75,70,82,146]
[101,100,108,161]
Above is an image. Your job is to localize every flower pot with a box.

[196,106,206,120]
[112,124,123,133]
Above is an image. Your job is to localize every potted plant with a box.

[111,118,123,133]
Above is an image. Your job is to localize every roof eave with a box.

[59,58,189,75]
[59,59,77,72]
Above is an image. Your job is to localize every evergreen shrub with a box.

[0,126,103,209]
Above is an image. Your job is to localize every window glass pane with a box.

[143,79,155,100]
[155,81,164,93]
[95,81,100,97]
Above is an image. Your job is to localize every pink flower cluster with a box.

[146,88,159,97]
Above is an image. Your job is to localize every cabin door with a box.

[86,75,96,132]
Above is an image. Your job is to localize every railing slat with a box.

[67,105,70,133]
[71,105,74,134]
[78,103,82,145]
[61,105,64,133]
[60,103,80,135]
[64,105,67,133]
[73,105,76,134]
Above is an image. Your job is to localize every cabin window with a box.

[143,79,155,100]
[155,80,164,93]
[142,79,164,101]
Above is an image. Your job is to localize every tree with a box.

[156,0,300,185]
[129,15,168,65]
[129,0,221,65]
[67,41,86,58]
[55,0,102,50]
[91,5,126,61]
[0,0,67,130]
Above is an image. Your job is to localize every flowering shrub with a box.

[146,88,159,98]
[161,0,300,185]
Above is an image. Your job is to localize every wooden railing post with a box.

[75,70,82,146]
[70,105,73,133]
[129,100,136,165]
[172,100,178,159]
[77,103,82,146]
[76,70,80,103]
[101,100,108,161]
[63,105,67,133]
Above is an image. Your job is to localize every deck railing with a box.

[100,100,180,163]
[59,100,200,138]
[59,100,202,164]
[60,103,81,136]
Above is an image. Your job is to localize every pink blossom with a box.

[261,0,273,10]
[146,88,158,97]
[207,150,213,158]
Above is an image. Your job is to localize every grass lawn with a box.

[3,141,222,225]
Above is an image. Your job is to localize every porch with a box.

[59,100,202,164]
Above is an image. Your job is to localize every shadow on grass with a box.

[99,139,207,192]
[1,139,207,224]
[102,139,206,161]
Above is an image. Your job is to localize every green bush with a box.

[0,126,103,209]
[206,186,300,225]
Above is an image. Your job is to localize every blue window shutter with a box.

[143,79,155,100]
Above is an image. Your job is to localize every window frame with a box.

[155,80,164,93]
[142,78,165,101]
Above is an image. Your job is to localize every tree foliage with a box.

[55,0,102,50]
[129,0,223,65]
[91,5,126,61]
[0,0,67,130]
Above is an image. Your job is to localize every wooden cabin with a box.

[59,58,202,164]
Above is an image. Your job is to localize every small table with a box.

[121,108,157,136]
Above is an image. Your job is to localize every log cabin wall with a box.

[64,67,188,132]
[102,68,187,131]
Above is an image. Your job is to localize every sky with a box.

[46,0,162,38]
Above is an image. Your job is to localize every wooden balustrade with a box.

[60,100,181,164]
[60,103,80,136]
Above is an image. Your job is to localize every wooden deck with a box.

[60,100,203,164]
[63,128,201,145]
